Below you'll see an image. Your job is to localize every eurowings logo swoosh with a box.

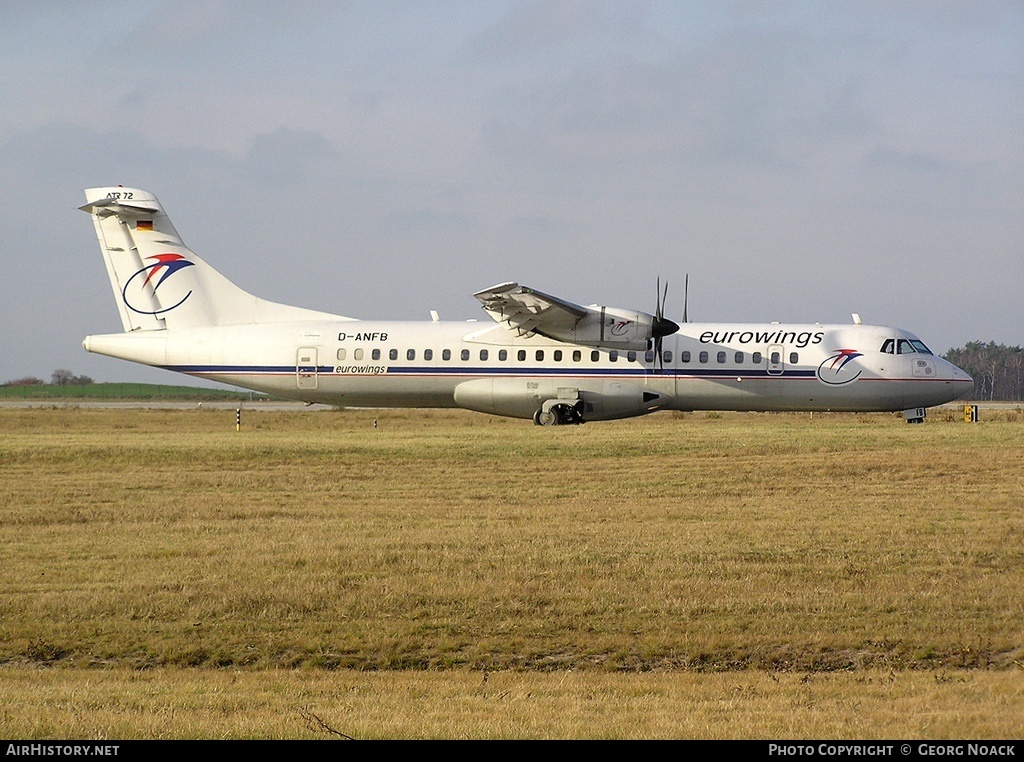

[817,349,863,386]
[610,320,631,336]
[122,253,195,315]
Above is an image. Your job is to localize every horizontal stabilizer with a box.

[79,198,159,218]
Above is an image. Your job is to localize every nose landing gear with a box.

[903,407,926,424]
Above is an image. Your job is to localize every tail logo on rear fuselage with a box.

[816,348,864,386]
[122,253,195,315]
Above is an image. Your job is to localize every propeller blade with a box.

[683,273,689,323]
[652,277,678,371]
[654,277,662,370]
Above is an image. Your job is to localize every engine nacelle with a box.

[474,282,679,352]
[536,305,677,352]
[453,378,666,422]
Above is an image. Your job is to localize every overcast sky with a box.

[1,1,1021,385]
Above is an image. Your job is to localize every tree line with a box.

[942,342,1024,401]
[2,369,94,387]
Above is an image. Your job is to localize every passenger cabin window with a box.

[770,351,781,364]
[407,349,416,361]
[354,348,363,360]
[389,349,398,361]
[424,349,432,361]
[518,350,527,361]
[573,350,582,362]
[535,350,544,361]
[461,349,470,361]
[591,350,600,362]
[663,350,672,364]
[681,351,690,363]
[553,350,562,361]
[790,352,799,364]
[645,350,655,363]
[735,352,743,364]
[717,351,726,364]
[337,348,346,361]
[609,351,618,362]
[752,351,762,364]
[498,349,507,361]
[627,351,636,362]
[442,349,451,361]
[699,351,709,363]
[480,349,488,361]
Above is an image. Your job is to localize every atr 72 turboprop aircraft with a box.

[80,187,973,425]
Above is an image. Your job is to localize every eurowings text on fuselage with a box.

[80,187,973,425]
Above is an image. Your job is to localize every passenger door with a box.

[297,347,318,389]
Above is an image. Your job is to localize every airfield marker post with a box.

[236,408,241,431]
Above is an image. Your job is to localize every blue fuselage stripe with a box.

[163,364,819,379]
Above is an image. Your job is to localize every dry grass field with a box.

[1,405,1022,739]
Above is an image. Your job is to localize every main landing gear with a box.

[533,401,584,426]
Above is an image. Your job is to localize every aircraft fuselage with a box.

[79,186,973,425]
[84,318,973,420]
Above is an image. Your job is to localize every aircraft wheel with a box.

[561,404,584,425]
[535,409,558,426]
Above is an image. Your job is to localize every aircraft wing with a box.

[474,282,588,336]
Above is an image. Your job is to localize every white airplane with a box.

[80,187,973,425]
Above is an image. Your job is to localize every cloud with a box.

[1,1,1022,385]
[244,127,336,184]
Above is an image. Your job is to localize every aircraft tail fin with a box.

[81,187,349,331]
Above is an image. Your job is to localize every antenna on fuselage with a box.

[852,313,862,325]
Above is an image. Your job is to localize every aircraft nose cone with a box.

[942,359,974,392]
[653,317,679,338]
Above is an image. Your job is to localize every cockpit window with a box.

[883,338,933,355]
